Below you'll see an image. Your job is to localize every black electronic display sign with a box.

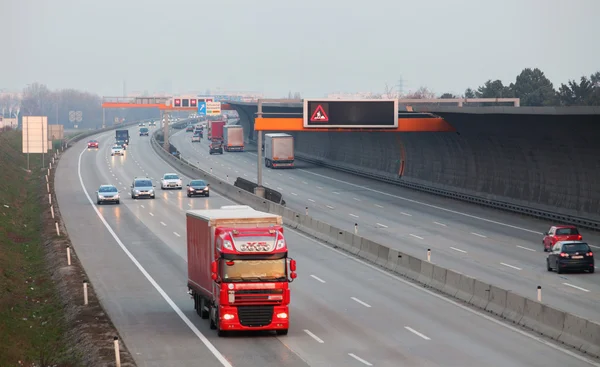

[303,99,398,128]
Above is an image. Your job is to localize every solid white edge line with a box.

[350,297,371,308]
[285,228,600,366]
[304,329,325,343]
[563,283,590,293]
[296,168,543,235]
[405,326,431,340]
[348,353,373,366]
[164,129,600,366]
[77,146,232,367]
[500,262,522,271]
[310,274,326,283]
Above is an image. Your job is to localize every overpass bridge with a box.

[226,101,600,229]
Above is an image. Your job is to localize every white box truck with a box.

[223,125,244,152]
[264,133,294,169]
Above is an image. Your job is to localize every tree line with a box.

[0,83,160,129]
[400,68,600,106]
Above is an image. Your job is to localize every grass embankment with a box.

[0,130,75,365]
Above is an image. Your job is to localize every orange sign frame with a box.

[254,117,455,132]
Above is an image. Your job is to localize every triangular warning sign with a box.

[310,104,329,122]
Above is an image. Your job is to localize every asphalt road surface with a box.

[171,129,600,323]
[53,128,600,367]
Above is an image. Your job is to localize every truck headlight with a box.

[276,312,288,319]
[222,313,235,320]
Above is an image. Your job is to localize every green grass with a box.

[0,130,76,366]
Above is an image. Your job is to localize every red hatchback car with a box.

[542,225,582,252]
[87,140,99,148]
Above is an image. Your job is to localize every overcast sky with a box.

[3,0,598,97]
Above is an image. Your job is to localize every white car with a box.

[192,135,201,142]
[111,145,124,156]
[161,173,182,190]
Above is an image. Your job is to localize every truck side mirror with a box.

[289,259,296,272]
[210,260,218,281]
[290,272,297,280]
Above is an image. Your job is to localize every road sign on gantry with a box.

[206,101,221,116]
[197,101,207,116]
[303,99,399,128]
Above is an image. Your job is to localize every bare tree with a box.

[383,83,397,99]
[404,86,436,99]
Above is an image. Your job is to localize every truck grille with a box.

[234,289,283,305]
[237,306,274,327]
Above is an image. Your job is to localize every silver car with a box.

[131,177,156,199]
[96,185,120,204]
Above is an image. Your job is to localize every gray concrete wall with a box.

[230,103,600,223]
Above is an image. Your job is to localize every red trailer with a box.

[187,206,297,336]
[208,120,225,141]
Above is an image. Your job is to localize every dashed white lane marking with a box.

[149,213,154,216]
[350,297,371,308]
[278,173,282,176]
[140,205,145,208]
[517,245,536,252]
[310,275,326,283]
[265,182,270,185]
[119,182,123,185]
[277,187,283,190]
[160,221,167,226]
[326,205,335,209]
[401,212,412,216]
[188,203,192,207]
[500,262,522,271]
[332,191,340,195]
[316,186,323,189]
[471,232,487,238]
[173,232,181,237]
[302,181,308,184]
[353,197,361,201]
[308,199,315,203]
[405,326,431,340]
[433,221,447,227]
[288,176,295,180]
[376,223,388,228]
[450,247,467,254]
[348,353,372,366]
[374,204,383,208]
[349,213,359,218]
[290,192,298,196]
[410,234,424,240]
[304,329,324,343]
[563,283,590,292]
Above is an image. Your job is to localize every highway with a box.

[171,129,600,323]
[52,126,600,367]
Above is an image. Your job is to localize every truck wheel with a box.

[276,329,288,336]
[209,306,217,330]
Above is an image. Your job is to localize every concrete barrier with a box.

[153,127,600,360]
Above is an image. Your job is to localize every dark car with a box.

[543,225,582,252]
[186,125,194,132]
[186,180,210,197]
[547,241,594,274]
[209,140,223,155]
[139,127,149,136]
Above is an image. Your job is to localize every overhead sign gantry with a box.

[101,95,232,149]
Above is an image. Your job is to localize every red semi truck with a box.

[187,206,297,336]
[208,120,225,141]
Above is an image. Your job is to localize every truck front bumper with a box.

[218,305,289,331]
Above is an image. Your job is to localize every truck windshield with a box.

[222,259,286,282]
